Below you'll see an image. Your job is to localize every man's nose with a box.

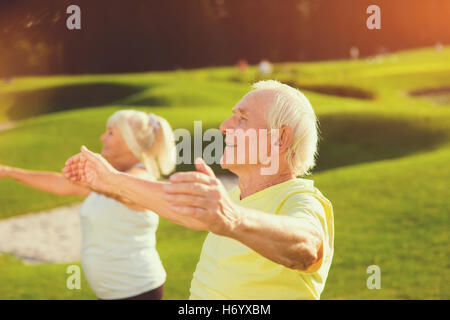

[220,117,234,134]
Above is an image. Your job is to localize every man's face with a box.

[219,90,278,172]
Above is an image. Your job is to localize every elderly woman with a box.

[63,80,335,300]
[0,110,176,300]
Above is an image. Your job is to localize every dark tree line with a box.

[0,0,449,76]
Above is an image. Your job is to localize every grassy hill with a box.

[0,46,449,299]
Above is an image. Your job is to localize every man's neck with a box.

[235,166,295,200]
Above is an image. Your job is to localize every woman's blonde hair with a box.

[107,110,176,179]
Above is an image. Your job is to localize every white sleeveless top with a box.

[79,167,166,299]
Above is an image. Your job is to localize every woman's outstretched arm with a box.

[0,164,90,197]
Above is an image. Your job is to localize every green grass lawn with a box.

[0,46,449,299]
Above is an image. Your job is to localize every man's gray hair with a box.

[252,80,320,176]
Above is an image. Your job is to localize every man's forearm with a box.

[110,172,207,229]
[111,172,169,213]
[227,206,322,271]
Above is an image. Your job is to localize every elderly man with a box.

[63,80,334,300]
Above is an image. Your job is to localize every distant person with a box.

[350,46,360,60]
[63,80,335,300]
[0,110,176,300]
[258,59,273,76]
[237,59,249,72]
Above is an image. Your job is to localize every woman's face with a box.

[100,125,134,163]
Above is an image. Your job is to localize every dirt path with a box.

[0,174,238,264]
[0,203,82,264]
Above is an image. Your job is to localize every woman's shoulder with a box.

[126,164,155,181]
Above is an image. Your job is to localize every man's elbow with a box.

[290,239,323,272]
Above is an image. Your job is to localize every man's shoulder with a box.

[274,178,318,201]
[277,179,332,216]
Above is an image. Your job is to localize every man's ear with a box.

[276,126,294,153]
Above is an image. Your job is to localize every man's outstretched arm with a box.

[163,158,324,272]
[62,146,207,230]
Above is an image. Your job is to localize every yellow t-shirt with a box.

[189,178,334,300]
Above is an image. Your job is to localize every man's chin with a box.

[219,157,242,173]
[220,162,231,170]
[219,157,232,170]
